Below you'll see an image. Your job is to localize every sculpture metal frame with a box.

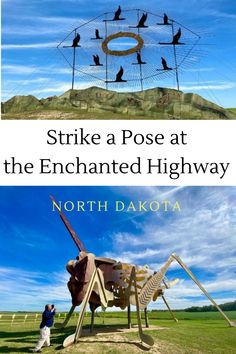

[50,196,236,349]
[57,7,202,92]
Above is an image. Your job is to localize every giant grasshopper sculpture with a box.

[51,196,236,348]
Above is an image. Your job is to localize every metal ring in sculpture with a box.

[102,32,144,57]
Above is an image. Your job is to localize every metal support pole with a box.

[161,295,178,322]
[72,30,76,90]
[137,9,144,91]
[144,308,149,328]
[172,253,236,327]
[132,267,154,346]
[90,305,95,333]
[105,14,108,90]
[171,23,180,91]
[127,304,131,329]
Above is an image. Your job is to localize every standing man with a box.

[33,304,56,353]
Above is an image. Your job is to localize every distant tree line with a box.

[151,301,236,312]
[185,301,236,312]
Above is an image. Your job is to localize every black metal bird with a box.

[93,55,103,66]
[137,13,148,28]
[72,34,80,47]
[157,13,170,25]
[95,29,103,39]
[115,66,126,82]
[137,53,146,65]
[161,57,172,70]
[113,5,125,21]
[172,28,184,44]
[159,27,184,45]
[114,5,121,20]
[164,13,169,25]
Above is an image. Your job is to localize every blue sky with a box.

[0,186,236,312]
[1,0,236,107]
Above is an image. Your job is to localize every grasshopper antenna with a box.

[50,195,87,252]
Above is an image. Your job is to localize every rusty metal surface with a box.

[102,32,144,57]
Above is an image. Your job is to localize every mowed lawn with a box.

[0,311,236,354]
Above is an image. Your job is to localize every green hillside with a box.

[2,86,235,120]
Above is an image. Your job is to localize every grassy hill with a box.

[2,86,235,120]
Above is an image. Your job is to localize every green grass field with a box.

[1,109,165,120]
[1,311,236,354]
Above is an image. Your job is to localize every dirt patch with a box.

[61,334,162,354]
[60,334,203,354]
[81,325,168,336]
[58,325,206,354]
[59,326,169,354]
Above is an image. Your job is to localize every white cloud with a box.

[0,266,71,311]
[2,64,72,75]
[2,42,57,49]
[209,10,236,21]
[181,83,235,91]
[101,188,236,309]
[2,64,38,74]
[184,67,216,73]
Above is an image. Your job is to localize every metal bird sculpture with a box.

[104,5,125,21]
[72,34,81,47]
[105,66,127,83]
[137,12,148,28]
[157,13,171,25]
[91,29,103,40]
[115,66,127,82]
[112,5,125,21]
[95,29,102,39]
[91,54,103,66]
[159,27,185,45]
[130,12,148,28]
[114,5,121,20]
[161,57,173,70]
[50,196,236,350]
[172,28,184,44]
[164,13,169,25]
[132,52,146,65]
[137,53,146,65]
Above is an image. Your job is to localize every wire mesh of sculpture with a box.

[57,7,203,92]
